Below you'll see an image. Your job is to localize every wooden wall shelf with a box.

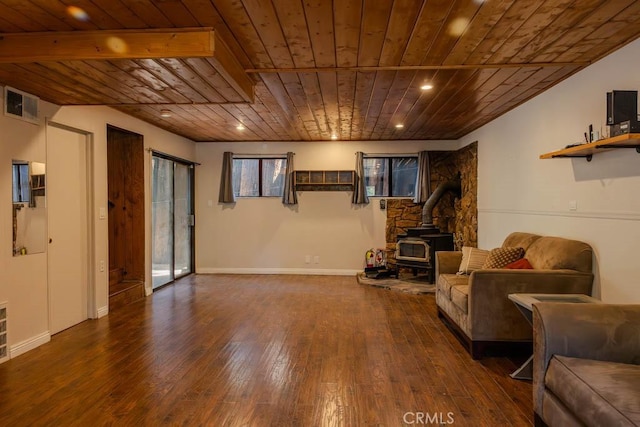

[295,170,355,191]
[540,133,640,162]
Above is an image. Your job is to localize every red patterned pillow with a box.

[504,258,534,269]
[482,247,525,269]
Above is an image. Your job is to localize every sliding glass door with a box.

[152,155,194,289]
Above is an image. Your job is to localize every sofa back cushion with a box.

[526,237,593,272]
[502,232,542,251]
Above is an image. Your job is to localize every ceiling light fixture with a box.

[395,124,404,129]
[330,134,338,140]
[420,84,433,90]
[236,124,245,131]
[160,109,171,118]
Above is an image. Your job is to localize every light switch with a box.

[99,207,106,219]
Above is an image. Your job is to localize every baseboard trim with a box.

[196,268,361,276]
[10,331,50,359]
[96,306,109,318]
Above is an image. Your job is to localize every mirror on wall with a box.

[12,160,46,256]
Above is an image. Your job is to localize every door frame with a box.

[46,120,97,319]
[151,151,196,289]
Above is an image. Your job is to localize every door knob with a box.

[49,238,53,243]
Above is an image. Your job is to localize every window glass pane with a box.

[12,163,30,203]
[262,158,286,197]
[232,159,259,197]
[363,158,389,196]
[392,157,418,197]
[152,157,174,288]
[174,163,192,278]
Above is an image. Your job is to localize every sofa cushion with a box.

[450,285,469,314]
[502,232,542,251]
[482,247,525,269]
[437,274,469,300]
[458,247,489,274]
[526,237,593,273]
[545,355,640,427]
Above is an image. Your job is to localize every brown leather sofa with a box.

[533,303,640,427]
[435,232,594,359]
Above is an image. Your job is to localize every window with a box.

[12,162,30,203]
[363,156,418,197]
[232,157,287,197]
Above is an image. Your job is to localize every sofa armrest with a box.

[532,303,640,414]
[467,269,594,340]
[435,251,462,277]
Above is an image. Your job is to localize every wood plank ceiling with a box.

[0,0,639,142]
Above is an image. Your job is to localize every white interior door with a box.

[47,125,89,334]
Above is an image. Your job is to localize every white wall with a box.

[195,140,455,274]
[0,99,195,358]
[459,38,640,303]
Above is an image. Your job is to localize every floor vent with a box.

[0,302,8,363]
[3,86,40,124]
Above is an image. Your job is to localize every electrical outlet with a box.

[569,200,577,211]
[305,255,311,264]
[99,260,105,272]
[314,255,320,264]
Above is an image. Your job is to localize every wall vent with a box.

[0,302,8,364]
[3,86,40,125]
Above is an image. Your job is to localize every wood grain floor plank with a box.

[0,274,532,426]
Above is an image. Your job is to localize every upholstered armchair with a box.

[533,303,640,427]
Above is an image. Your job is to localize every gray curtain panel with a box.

[218,151,235,203]
[413,150,431,203]
[352,151,369,205]
[282,152,297,205]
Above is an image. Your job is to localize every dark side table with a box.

[507,293,601,380]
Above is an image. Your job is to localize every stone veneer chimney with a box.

[385,142,477,269]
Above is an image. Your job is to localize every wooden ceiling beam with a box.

[0,28,216,61]
[0,27,254,102]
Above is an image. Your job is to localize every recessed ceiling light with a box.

[420,84,433,91]
[66,6,89,22]
[395,124,404,129]
[160,109,171,118]
[236,124,245,131]
[331,134,338,140]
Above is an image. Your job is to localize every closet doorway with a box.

[152,153,194,289]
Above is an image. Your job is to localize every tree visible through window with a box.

[12,162,30,203]
[363,157,418,197]
[232,158,287,197]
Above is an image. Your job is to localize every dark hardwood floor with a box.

[0,275,532,426]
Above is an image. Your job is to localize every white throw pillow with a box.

[458,246,490,274]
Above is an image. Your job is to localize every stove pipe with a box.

[420,174,461,230]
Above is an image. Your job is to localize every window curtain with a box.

[413,150,431,203]
[218,151,235,203]
[352,151,369,205]
[282,152,297,205]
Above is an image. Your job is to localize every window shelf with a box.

[540,133,640,162]
[294,170,355,191]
